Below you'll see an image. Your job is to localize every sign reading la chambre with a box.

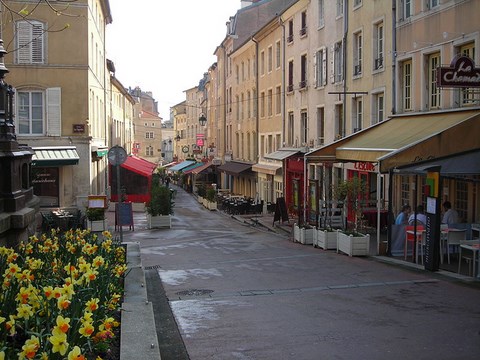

[437,55,480,88]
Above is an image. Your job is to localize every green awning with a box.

[92,145,108,157]
[32,146,80,166]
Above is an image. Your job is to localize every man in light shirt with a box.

[442,201,459,225]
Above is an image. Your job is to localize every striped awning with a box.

[32,146,80,166]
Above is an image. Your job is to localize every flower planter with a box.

[293,223,314,245]
[205,200,217,211]
[88,219,106,232]
[336,230,370,256]
[313,229,337,250]
[147,214,172,229]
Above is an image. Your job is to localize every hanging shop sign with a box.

[437,55,480,88]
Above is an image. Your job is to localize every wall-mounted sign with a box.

[73,124,85,133]
[182,145,189,153]
[437,55,480,88]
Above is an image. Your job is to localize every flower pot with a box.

[88,219,106,232]
[314,229,337,250]
[293,223,314,245]
[336,230,370,256]
[147,214,171,229]
[206,201,217,211]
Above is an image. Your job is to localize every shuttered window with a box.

[15,20,45,64]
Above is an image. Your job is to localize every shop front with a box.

[31,146,80,207]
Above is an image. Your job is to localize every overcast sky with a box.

[106,0,241,120]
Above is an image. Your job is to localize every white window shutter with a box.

[46,87,61,136]
[322,49,328,86]
[313,52,318,88]
[16,21,32,64]
[31,23,44,63]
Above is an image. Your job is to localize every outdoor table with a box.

[457,241,480,277]
[51,210,74,231]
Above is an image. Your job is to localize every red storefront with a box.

[285,154,305,219]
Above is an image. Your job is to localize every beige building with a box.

[172,101,187,161]
[2,0,116,208]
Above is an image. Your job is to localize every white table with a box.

[457,241,480,277]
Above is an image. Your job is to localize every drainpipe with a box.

[252,36,259,163]
[391,0,397,114]
[342,0,348,137]
[279,15,287,201]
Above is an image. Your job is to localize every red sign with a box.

[437,55,480,88]
[354,162,376,172]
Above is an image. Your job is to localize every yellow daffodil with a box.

[79,321,94,338]
[43,285,55,300]
[49,327,69,355]
[0,350,4,360]
[57,295,71,311]
[67,346,86,360]
[56,315,71,333]
[86,298,99,312]
[17,303,34,320]
[20,335,40,359]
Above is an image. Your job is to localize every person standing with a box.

[395,205,411,225]
[165,175,171,188]
[442,201,459,225]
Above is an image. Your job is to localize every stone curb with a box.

[121,242,161,360]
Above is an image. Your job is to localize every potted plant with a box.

[204,187,217,210]
[197,184,206,203]
[313,227,338,250]
[86,207,106,232]
[293,223,315,245]
[333,177,370,256]
[145,176,174,229]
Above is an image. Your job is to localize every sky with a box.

[106,0,242,121]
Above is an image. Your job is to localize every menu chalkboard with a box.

[274,197,289,224]
[115,202,134,231]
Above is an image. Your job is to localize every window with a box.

[334,41,343,83]
[373,92,385,124]
[240,93,244,120]
[374,22,384,70]
[315,48,327,87]
[267,89,273,116]
[459,43,476,106]
[260,92,265,118]
[260,51,265,76]
[287,112,294,145]
[335,103,344,139]
[353,32,362,76]
[275,86,281,114]
[268,46,273,73]
[241,61,245,81]
[288,60,294,92]
[300,11,307,36]
[275,41,281,69]
[427,0,438,9]
[235,95,240,120]
[236,64,239,84]
[146,146,154,156]
[253,89,257,117]
[18,91,44,134]
[456,180,468,222]
[300,111,308,145]
[300,54,307,88]
[287,20,294,43]
[400,176,410,206]
[247,90,251,118]
[428,53,441,109]
[318,0,325,28]
[145,132,154,139]
[336,0,344,17]
[15,20,45,64]
[353,98,363,132]
[401,0,412,20]
[402,60,412,111]
[247,59,251,79]
[317,107,325,145]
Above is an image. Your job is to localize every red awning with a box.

[121,155,157,177]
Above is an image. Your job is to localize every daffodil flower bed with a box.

[0,228,126,359]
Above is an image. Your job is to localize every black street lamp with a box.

[175,133,181,141]
[199,113,207,126]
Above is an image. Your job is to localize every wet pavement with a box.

[111,186,480,360]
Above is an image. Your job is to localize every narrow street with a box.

[124,186,480,360]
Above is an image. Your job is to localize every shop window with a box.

[32,167,59,207]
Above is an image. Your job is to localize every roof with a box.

[169,160,196,172]
[230,0,298,52]
[264,149,300,160]
[191,162,215,175]
[181,163,204,174]
[32,146,79,166]
[121,156,157,177]
[252,163,282,175]
[306,109,480,173]
[217,161,253,175]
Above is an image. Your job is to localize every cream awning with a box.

[252,163,282,175]
[306,109,480,173]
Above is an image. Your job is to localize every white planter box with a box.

[147,214,172,229]
[336,231,370,256]
[293,224,314,245]
[197,196,204,204]
[205,201,217,211]
[314,229,337,250]
[88,219,106,232]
